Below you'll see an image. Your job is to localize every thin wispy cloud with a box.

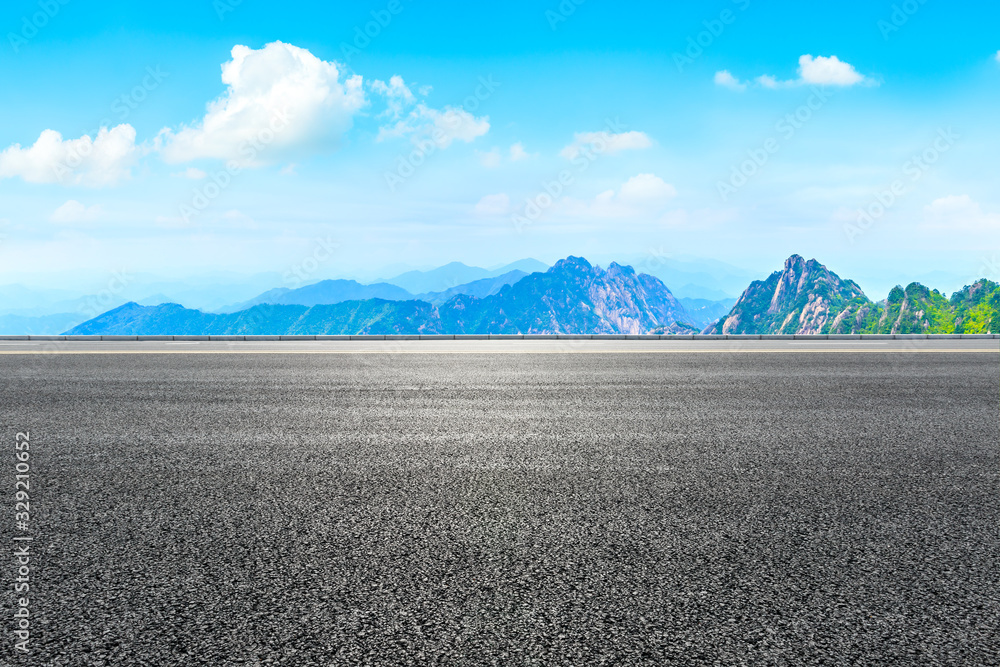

[557,174,676,219]
[922,194,1000,230]
[474,193,510,216]
[509,142,530,161]
[375,75,490,149]
[560,130,652,160]
[370,75,416,119]
[50,200,102,223]
[478,142,533,167]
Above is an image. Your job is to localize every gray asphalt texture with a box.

[1,344,998,665]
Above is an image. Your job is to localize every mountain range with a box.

[68,257,692,336]
[709,255,999,335]
[215,270,530,313]
[376,259,548,295]
[0,260,554,332]
[21,254,1000,337]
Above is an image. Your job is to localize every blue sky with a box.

[1,0,998,297]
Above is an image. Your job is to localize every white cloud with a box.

[158,41,365,164]
[172,167,206,179]
[378,102,490,149]
[474,193,510,216]
[926,194,979,217]
[478,142,533,167]
[720,55,874,90]
[371,75,415,119]
[619,173,677,204]
[798,55,866,86]
[755,74,785,89]
[714,70,746,91]
[371,75,491,150]
[555,174,675,219]
[996,50,1000,63]
[50,200,102,223]
[478,147,502,168]
[0,125,139,187]
[560,130,652,160]
[923,194,1000,230]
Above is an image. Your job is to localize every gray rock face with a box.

[708,255,871,335]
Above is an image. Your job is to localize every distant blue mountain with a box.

[416,270,528,304]
[677,297,738,329]
[67,257,690,336]
[0,313,87,335]
[216,279,414,313]
[489,258,549,274]
[380,258,547,294]
[215,269,533,312]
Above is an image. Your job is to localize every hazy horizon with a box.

[1,0,998,304]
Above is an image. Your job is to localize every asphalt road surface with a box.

[1,341,997,665]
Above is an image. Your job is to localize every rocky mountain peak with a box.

[709,256,871,335]
[551,256,594,273]
[783,254,806,271]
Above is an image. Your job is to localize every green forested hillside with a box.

[711,256,1000,335]
[950,280,1000,334]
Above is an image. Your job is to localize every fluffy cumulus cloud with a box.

[159,41,365,164]
[50,200,102,223]
[717,55,874,90]
[714,70,746,92]
[0,125,139,187]
[559,131,652,160]
[796,55,868,86]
